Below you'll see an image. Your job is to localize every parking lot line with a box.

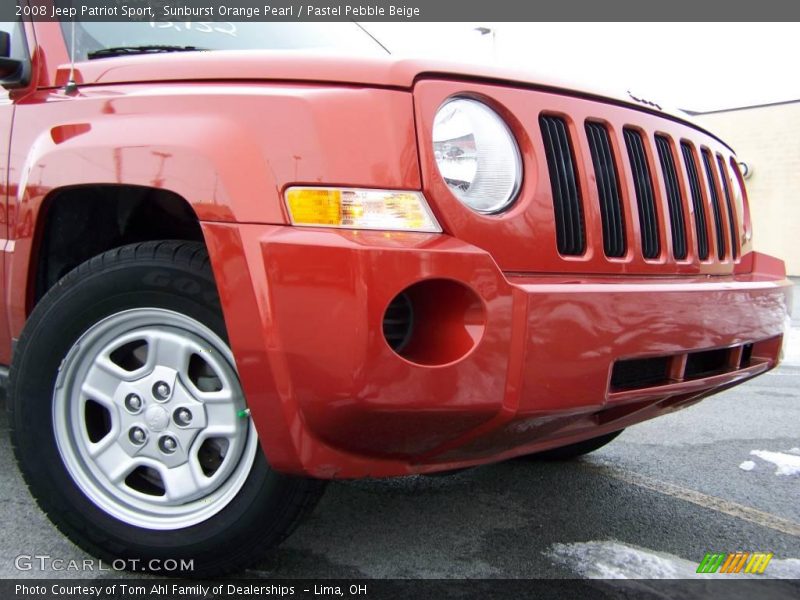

[586,464,800,537]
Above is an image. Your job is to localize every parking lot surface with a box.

[1,282,798,580]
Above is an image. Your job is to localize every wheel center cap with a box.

[144,405,169,432]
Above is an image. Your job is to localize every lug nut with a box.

[124,393,143,413]
[153,381,171,401]
[129,427,147,445]
[174,408,192,426]
[159,436,178,454]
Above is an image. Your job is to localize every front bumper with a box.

[203,223,791,478]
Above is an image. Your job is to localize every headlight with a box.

[432,98,522,214]
[285,187,441,233]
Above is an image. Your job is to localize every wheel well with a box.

[32,185,205,307]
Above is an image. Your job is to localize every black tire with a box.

[9,241,325,577]
[523,430,624,461]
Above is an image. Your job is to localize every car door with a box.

[0,19,29,365]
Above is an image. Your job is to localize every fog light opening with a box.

[382,279,486,366]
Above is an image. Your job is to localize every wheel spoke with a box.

[81,383,118,414]
[205,402,240,432]
[84,359,128,402]
[159,462,206,503]
[146,331,194,376]
[90,440,137,483]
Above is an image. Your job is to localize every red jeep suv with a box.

[0,20,791,575]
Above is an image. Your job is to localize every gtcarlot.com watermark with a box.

[14,554,194,573]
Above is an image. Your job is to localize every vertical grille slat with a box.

[654,135,688,260]
[540,116,585,255]
[701,149,727,260]
[586,122,626,257]
[716,155,739,259]
[623,129,660,259]
[680,142,709,260]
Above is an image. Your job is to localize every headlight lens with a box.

[432,98,522,214]
[285,187,441,233]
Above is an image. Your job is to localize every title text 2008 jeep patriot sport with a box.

[0,19,791,576]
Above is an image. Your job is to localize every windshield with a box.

[62,22,387,61]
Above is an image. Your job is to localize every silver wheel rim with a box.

[52,308,258,530]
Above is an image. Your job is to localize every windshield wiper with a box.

[87,45,207,60]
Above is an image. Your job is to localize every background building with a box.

[694,100,800,276]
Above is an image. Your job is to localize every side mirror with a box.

[0,30,29,87]
[0,31,21,78]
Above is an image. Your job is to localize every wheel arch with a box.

[28,184,206,312]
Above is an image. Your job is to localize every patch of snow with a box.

[750,450,800,476]
[769,558,800,579]
[548,540,800,580]
[738,460,756,471]
[549,541,688,579]
[788,447,800,455]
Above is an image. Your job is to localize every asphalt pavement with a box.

[1,280,798,581]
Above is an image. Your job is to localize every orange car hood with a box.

[60,50,716,142]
